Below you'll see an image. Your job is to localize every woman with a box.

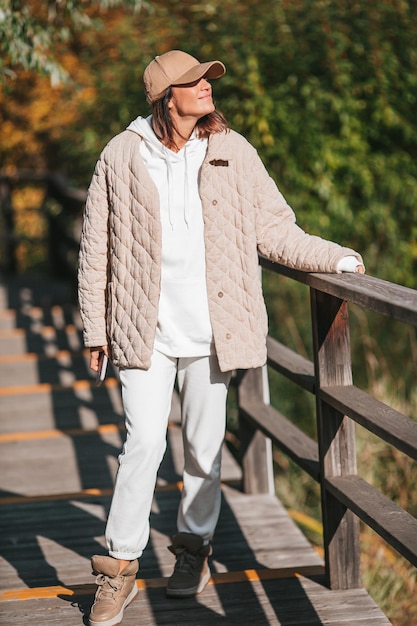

[78,49,364,626]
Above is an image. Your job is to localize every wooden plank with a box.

[239,397,319,481]
[0,574,391,625]
[0,324,83,356]
[0,303,81,331]
[0,484,323,590]
[321,384,417,461]
[0,434,120,496]
[259,256,310,285]
[0,275,76,309]
[326,474,417,567]
[0,309,15,330]
[0,351,94,388]
[0,381,124,432]
[0,328,27,354]
[0,431,238,500]
[307,273,417,327]
[266,336,315,393]
[260,255,417,327]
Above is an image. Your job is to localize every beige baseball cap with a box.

[143,50,226,103]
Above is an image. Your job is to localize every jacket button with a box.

[226,333,232,340]
[212,199,218,205]
[218,291,223,298]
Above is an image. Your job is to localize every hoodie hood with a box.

[127,115,165,158]
[127,115,207,229]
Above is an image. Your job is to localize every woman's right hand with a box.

[89,346,109,372]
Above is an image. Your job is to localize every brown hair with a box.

[151,87,229,151]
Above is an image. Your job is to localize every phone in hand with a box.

[96,353,108,387]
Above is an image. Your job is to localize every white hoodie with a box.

[127,115,214,357]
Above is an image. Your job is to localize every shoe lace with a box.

[94,573,123,600]
[174,548,197,575]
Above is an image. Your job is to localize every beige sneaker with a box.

[89,556,139,626]
[166,533,212,598]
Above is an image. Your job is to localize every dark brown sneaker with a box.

[89,556,139,626]
[166,532,212,598]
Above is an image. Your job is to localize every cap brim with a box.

[172,61,226,86]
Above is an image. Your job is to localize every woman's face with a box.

[168,77,215,122]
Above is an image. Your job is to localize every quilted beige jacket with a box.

[78,128,362,372]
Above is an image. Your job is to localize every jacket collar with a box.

[125,127,234,166]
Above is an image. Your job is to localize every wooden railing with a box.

[0,170,85,282]
[237,257,417,590]
[2,170,416,592]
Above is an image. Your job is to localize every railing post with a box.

[238,365,275,495]
[310,288,361,590]
[0,179,17,274]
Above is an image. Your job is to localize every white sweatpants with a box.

[105,350,232,560]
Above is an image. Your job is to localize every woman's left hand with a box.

[336,256,365,274]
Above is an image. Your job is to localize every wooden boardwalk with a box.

[0,277,391,625]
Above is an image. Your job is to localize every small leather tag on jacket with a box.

[209,159,229,167]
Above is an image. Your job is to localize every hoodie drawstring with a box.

[163,146,175,229]
[164,143,191,230]
[183,144,190,228]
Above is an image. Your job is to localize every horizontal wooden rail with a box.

[239,395,319,481]
[321,385,417,461]
[263,343,417,461]
[260,256,417,326]
[266,336,315,393]
[326,475,417,567]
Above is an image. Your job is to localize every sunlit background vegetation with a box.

[1,1,416,623]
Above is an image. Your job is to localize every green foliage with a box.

[0,0,142,84]
[2,4,416,621]
[38,0,416,287]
